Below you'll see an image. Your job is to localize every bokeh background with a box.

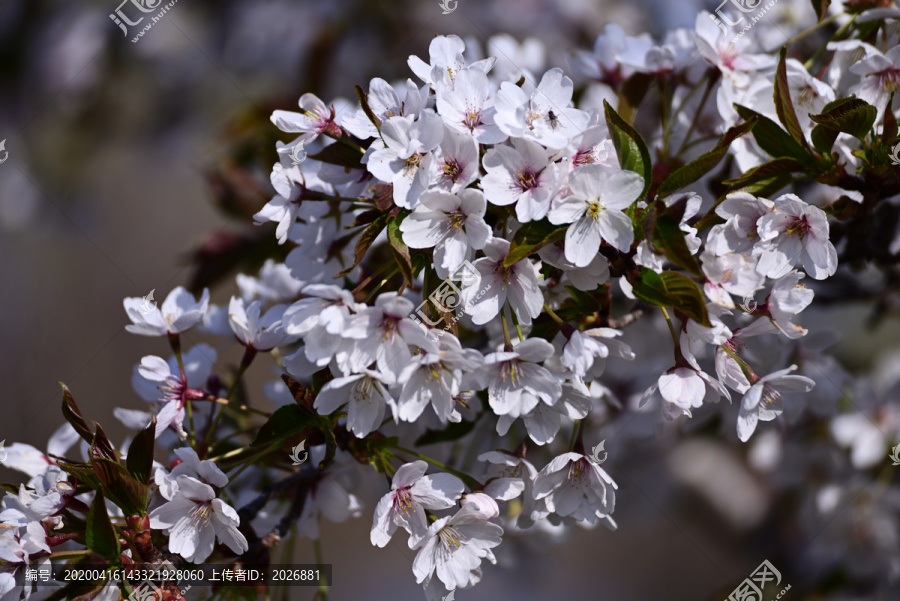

[2,0,900,600]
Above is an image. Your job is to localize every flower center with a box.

[586,200,603,220]
[786,215,811,238]
[761,385,782,408]
[189,502,213,525]
[567,458,589,488]
[874,67,900,92]
[514,169,539,192]
[442,158,463,185]
[573,149,595,166]
[463,109,483,130]
[500,360,521,387]
[394,488,414,514]
[438,525,467,555]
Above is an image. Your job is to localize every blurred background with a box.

[2,0,900,599]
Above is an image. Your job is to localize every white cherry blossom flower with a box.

[494,68,589,149]
[848,46,900,110]
[396,335,481,423]
[149,475,248,563]
[460,238,544,326]
[755,194,837,280]
[568,24,631,85]
[481,138,565,222]
[228,297,296,351]
[765,270,814,339]
[429,126,480,195]
[411,503,503,591]
[707,192,774,256]
[370,460,465,548]
[694,12,775,86]
[548,164,644,266]
[532,452,617,525]
[408,35,496,87]
[737,366,815,442]
[497,381,592,445]
[366,112,444,209]
[435,68,506,144]
[314,369,395,438]
[342,78,428,140]
[479,338,561,418]
[271,93,342,143]
[124,286,210,337]
[400,189,491,278]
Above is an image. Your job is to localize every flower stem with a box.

[389,445,482,490]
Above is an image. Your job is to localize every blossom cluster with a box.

[3,1,900,599]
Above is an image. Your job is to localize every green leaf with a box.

[629,268,710,326]
[60,384,93,444]
[774,47,811,150]
[810,124,839,155]
[307,139,364,170]
[125,417,155,486]
[734,104,816,168]
[58,461,101,490]
[415,420,477,446]
[809,97,877,140]
[656,117,757,198]
[91,458,148,517]
[250,404,318,448]
[336,213,390,277]
[387,215,415,285]
[86,489,120,561]
[648,212,703,276]
[604,100,652,202]
[354,84,382,132]
[503,220,567,267]
[723,157,808,188]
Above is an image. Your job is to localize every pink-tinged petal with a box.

[412,473,466,509]
[370,493,397,548]
[393,460,428,489]
[174,475,216,502]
